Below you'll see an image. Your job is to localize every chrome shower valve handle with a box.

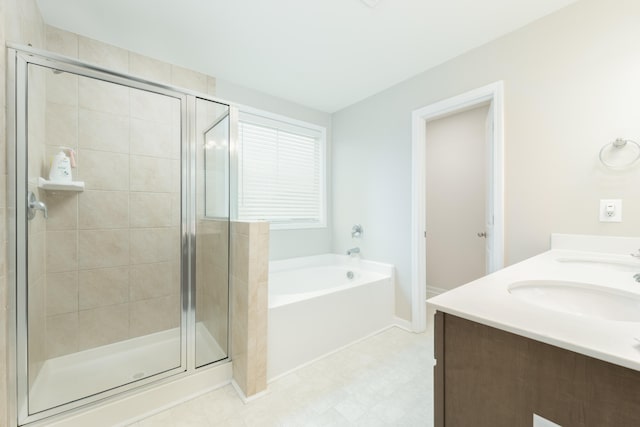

[27,191,48,220]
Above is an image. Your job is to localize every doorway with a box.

[425,103,490,295]
[410,82,504,332]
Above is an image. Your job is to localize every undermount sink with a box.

[555,256,640,272]
[508,280,640,322]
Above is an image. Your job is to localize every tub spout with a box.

[347,247,360,256]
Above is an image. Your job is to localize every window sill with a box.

[269,222,327,231]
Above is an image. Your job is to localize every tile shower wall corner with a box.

[230,221,269,398]
[5,0,45,50]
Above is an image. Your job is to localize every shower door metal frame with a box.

[7,45,231,426]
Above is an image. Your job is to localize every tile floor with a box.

[129,326,435,426]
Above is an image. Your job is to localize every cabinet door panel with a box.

[437,313,640,427]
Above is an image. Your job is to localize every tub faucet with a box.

[347,247,360,256]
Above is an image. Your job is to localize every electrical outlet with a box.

[599,199,622,222]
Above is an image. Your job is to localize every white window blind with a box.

[237,112,325,228]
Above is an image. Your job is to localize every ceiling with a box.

[36,0,578,113]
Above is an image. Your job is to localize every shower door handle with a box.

[27,191,48,220]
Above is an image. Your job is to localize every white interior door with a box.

[413,81,504,332]
[425,105,489,293]
[484,103,495,273]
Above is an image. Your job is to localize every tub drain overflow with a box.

[346,271,354,279]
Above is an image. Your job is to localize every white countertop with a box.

[427,234,640,371]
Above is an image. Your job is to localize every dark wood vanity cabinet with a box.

[434,312,640,427]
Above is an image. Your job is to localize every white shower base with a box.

[29,322,225,415]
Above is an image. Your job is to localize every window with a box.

[237,110,326,229]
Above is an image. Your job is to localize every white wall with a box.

[332,0,640,321]
[215,79,333,260]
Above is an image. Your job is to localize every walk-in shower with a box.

[7,46,232,425]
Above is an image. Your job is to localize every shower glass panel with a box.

[23,63,183,415]
[195,98,230,368]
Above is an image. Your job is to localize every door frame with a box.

[410,82,505,332]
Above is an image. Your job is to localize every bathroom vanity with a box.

[428,234,640,427]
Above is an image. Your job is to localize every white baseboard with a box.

[231,380,269,404]
[393,316,413,332]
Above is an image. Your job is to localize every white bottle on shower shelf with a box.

[49,150,73,182]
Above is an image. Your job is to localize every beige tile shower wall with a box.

[42,76,181,356]
[45,26,216,96]
[196,219,229,353]
[230,221,269,398]
[39,25,217,358]
[26,63,48,387]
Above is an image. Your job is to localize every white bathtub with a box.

[267,254,395,380]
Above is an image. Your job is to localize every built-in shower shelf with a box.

[38,177,85,192]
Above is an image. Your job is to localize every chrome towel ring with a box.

[599,138,640,169]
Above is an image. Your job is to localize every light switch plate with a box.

[534,414,562,427]
[599,199,622,222]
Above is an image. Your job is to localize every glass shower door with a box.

[20,62,185,418]
[194,97,230,368]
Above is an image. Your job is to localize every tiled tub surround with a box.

[268,255,395,380]
[428,234,640,372]
[230,221,269,400]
